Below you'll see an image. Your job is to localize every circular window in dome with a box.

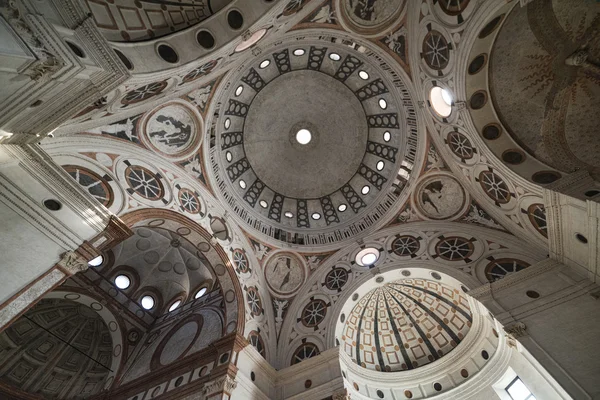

[378,99,388,109]
[358,70,369,80]
[361,185,370,195]
[88,255,104,267]
[141,295,155,310]
[235,85,244,96]
[195,287,208,299]
[239,180,247,189]
[376,161,385,171]
[168,300,181,312]
[259,59,270,69]
[224,118,231,129]
[383,131,391,142]
[284,211,294,218]
[226,151,233,162]
[196,30,215,49]
[430,86,452,117]
[66,41,85,58]
[329,53,341,61]
[355,247,380,266]
[338,204,347,212]
[259,200,268,208]
[296,129,312,145]
[114,49,133,70]
[114,274,131,290]
[293,48,305,56]
[227,10,244,30]
[157,44,178,64]
[311,212,321,220]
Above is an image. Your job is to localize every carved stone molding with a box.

[56,250,88,276]
[203,374,237,397]
[504,322,528,338]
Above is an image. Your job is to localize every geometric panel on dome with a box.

[241,67,266,92]
[355,78,389,101]
[268,193,285,223]
[320,196,340,225]
[273,49,292,74]
[0,299,112,397]
[220,131,244,150]
[367,113,400,128]
[243,179,266,208]
[297,199,310,228]
[366,141,398,162]
[358,163,387,190]
[307,46,327,70]
[341,184,367,213]
[334,54,363,82]
[224,99,249,117]
[226,158,251,181]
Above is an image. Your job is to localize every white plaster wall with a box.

[0,205,64,304]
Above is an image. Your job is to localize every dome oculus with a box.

[296,129,312,144]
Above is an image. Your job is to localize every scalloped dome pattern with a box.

[341,279,472,372]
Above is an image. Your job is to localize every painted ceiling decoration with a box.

[341,278,472,372]
[4,0,595,398]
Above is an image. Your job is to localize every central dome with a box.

[244,70,368,199]
[207,32,422,247]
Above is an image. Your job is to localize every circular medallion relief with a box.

[414,174,466,220]
[142,102,201,158]
[264,253,305,297]
[340,0,406,34]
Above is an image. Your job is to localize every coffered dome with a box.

[0,299,112,399]
[207,31,422,248]
[341,278,472,372]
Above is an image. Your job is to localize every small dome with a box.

[341,278,472,372]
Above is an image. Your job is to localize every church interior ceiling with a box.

[2,0,597,398]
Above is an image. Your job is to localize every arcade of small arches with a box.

[0,0,598,400]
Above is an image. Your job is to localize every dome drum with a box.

[206,31,424,248]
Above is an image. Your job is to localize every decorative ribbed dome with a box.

[341,279,472,372]
[207,31,422,248]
